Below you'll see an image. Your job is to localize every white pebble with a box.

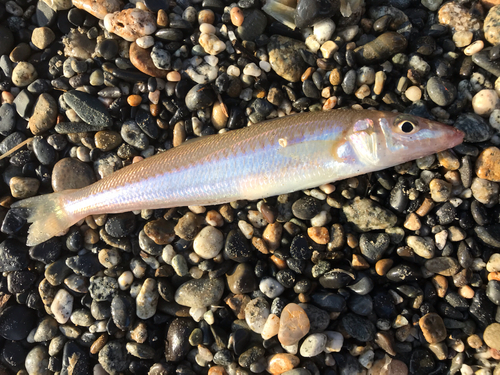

[136,278,159,320]
[199,23,216,34]
[325,331,343,352]
[51,289,73,324]
[259,276,284,298]
[464,40,484,56]
[259,60,271,72]
[472,89,500,117]
[245,297,270,334]
[305,35,321,53]
[282,342,298,354]
[204,310,215,324]
[243,63,261,77]
[118,270,134,290]
[405,86,422,102]
[162,244,176,264]
[136,36,154,49]
[238,220,254,238]
[300,333,327,357]
[452,30,473,48]
[313,18,335,44]
[190,307,207,322]
[227,65,241,76]
[204,55,219,66]
[193,226,224,259]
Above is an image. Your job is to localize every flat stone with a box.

[278,303,310,346]
[342,197,397,232]
[174,277,224,308]
[63,90,112,127]
[354,32,408,64]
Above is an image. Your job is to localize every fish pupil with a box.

[401,121,414,133]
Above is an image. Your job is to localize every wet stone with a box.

[0,238,28,272]
[245,297,270,333]
[66,252,103,277]
[51,157,96,192]
[165,318,196,362]
[299,304,330,332]
[105,213,136,238]
[427,77,457,106]
[354,32,408,64]
[89,276,119,302]
[359,233,390,263]
[239,346,265,368]
[292,196,321,220]
[476,146,500,182]
[454,113,493,142]
[185,84,216,112]
[0,103,16,136]
[420,313,447,343]
[236,9,266,41]
[224,229,252,262]
[227,263,257,294]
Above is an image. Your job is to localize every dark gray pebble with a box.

[66,252,103,277]
[0,103,16,136]
[359,233,390,263]
[98,341,129,375]
[341,313,376,341]
[0,239,28,272]
[237,9,266,41]
[105,212,137,238]
[292,196,321,220]
[111,295,135,330]
[426,77,457,106]
[61,341,90,375]
[120,120,149,150]
[32,136,57,166]
[185,84,216,112]
[310,292,346,312]
[224,229,252,262]
[238,345,265,368]
[63,90,112,128]
[165,318,196,362]
[454,113,493,142]
[89,276,119,302]
[12,90,34,119]
[0,305,36,340]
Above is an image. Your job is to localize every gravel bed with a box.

[1,0,500,374]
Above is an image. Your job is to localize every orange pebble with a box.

[167,71,181,82]
[489,272,500,281]
[270,255,287,270]
[352,254,370,270]
[208,366,227,375]
[1,91,14,104]
[301,67,314,82]
[150,103,159,117]
[230,6,244,26]
[127,94,142,106]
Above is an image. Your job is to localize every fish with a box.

[11,109,464,246]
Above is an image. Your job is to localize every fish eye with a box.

[394,116,419,134]
[400,121,414,133]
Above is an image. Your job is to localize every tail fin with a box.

[11,191,79,246]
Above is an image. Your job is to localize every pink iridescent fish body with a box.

[12,109,463,245]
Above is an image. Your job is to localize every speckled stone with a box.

[476,147,500,182]
[267,35,307,83]
[28,93,58,135]
[174,277,224,308]
[485,5,500,45]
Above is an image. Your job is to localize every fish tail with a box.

[11,190,80,246]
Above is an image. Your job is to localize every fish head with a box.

[346,112,464,167]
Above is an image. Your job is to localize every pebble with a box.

[342,197,397,231]
[129,42,167,78]
[299,333,327,357]
[175,277,224,308]
[427,76,457,106]
[226,263,256,294]
[485,5,500,45]
[136,278,158,319]
[278,303,310,346]
[420,313,447,343]
[193,226,224,259]
[28,93,58,135]
[10,176,40,199]
[63,90,112,128]
[104,9,156,41]
[342,313,376,341]
[484,323,500,349]
[267,35,307,83]
[266,353,299,375]
[354,32,408,64]
[25,346,49,375]
[245,297,270,333]
[51,157,96,192]
[472,89,500,116]
[72,0,122,19]
[260,277,285,298]
[98,341,128,374]
[51,289,74,324]
[12,62,38,87]
[476,147,500,182]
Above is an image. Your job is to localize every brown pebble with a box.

[252,237,269,254]
[489,271,500,281]
[467,334,483,349]
[375,259,393,276]
[150,103,160,116]
[263,223,282,251]
[419,313,447,344]
[429,179,452,202]
[52,157,96,192]
[1,91,14,104]
[10,176,40,199]
[329,67,342,86]
[224,293,250,319]
[90,333,108,354]
[212,101,228,130]
[458,285,475,299]
[403,212,421,231]
[31,27,56,50]
[431,275,448,298]
[167,71,181,82]
[416,196,435,216]
[173,121,186,147]
[129,42,167,78]
[72,0,122,20]
[437,150,460,170]
[270,255,287,269]
[127,94,142,107]
[374,331,396,356]
[157,9,169,27]
[301,67,314,82]
[352,254,370,270]
[95,130,122,151]
[198,9,215,24]
[28,93,58,135]
[230,6,244,26]
[84,228,99,245]
[144,218,175,245]
[346,233,358,248]
[307,226,329,244]
[476,146,500,182]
